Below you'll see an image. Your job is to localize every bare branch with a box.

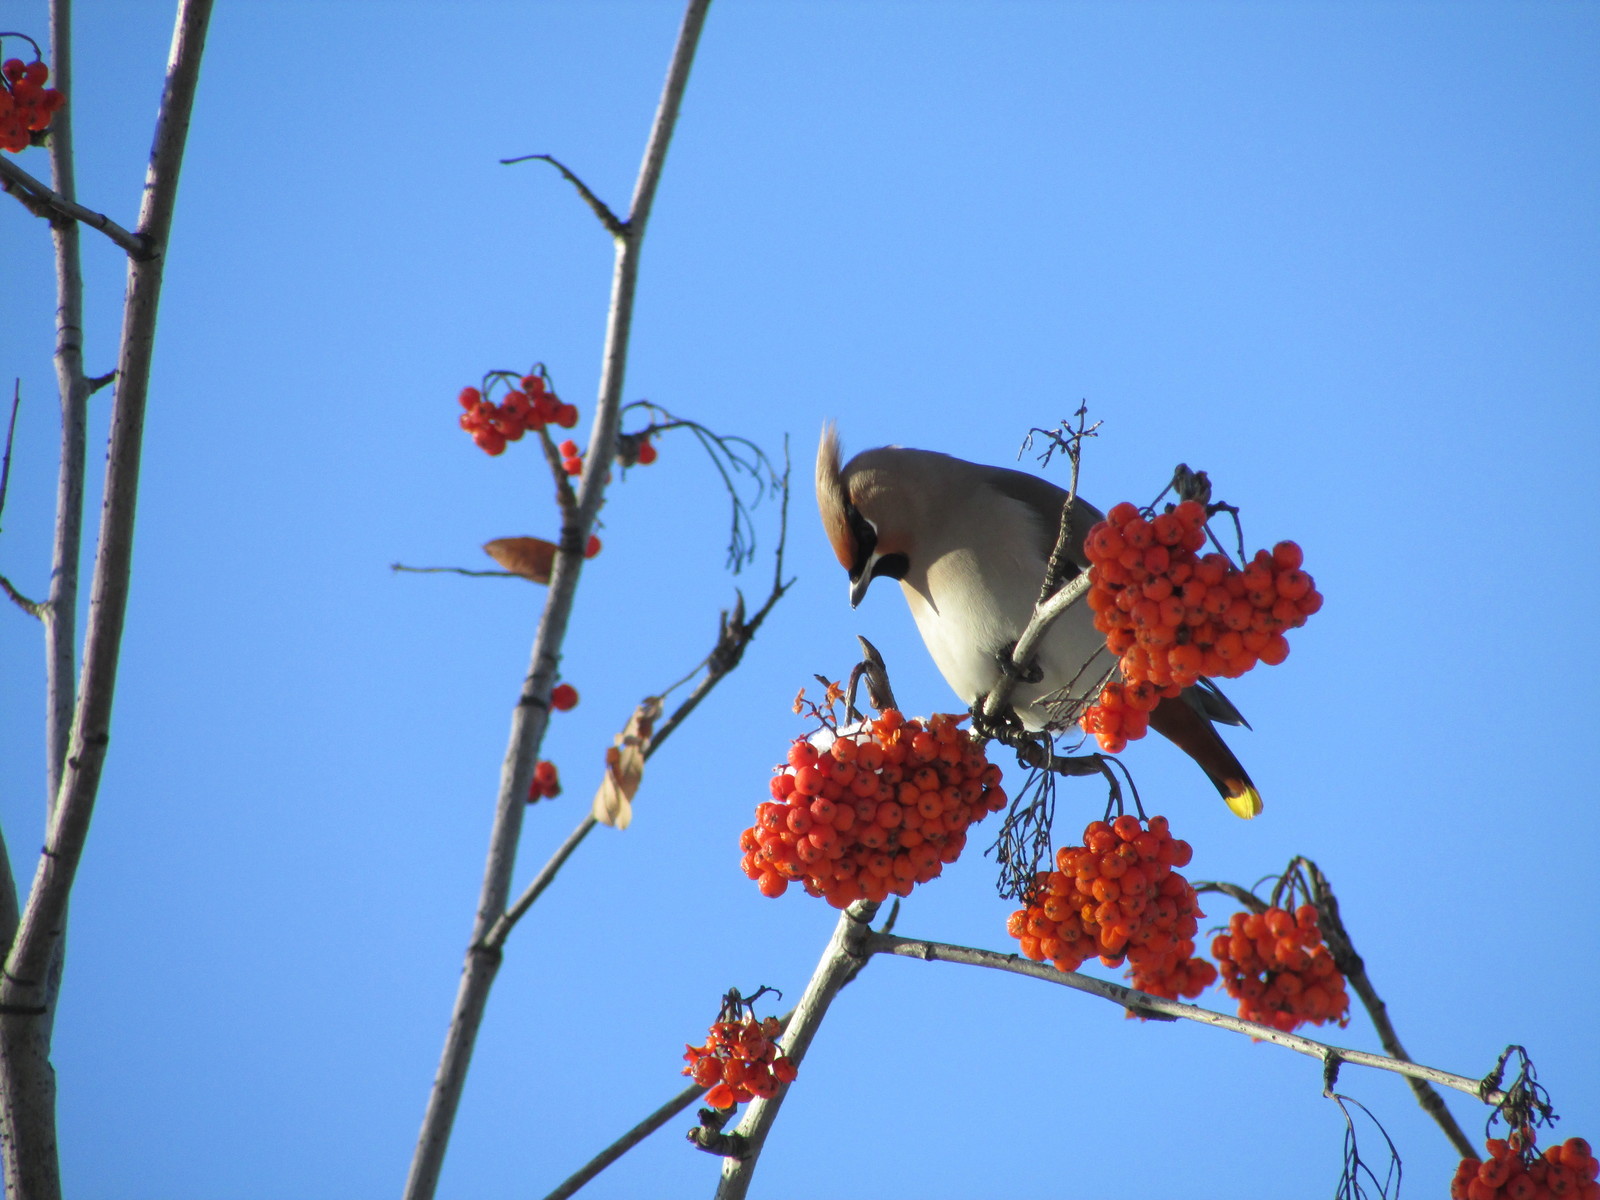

[713,901,880,1199]
[484,520,791,953]
[0,382,19,530]
[539,1079,707,1200]
[502,153,626,239]
[389,564,519,579]
[0,156,151,259]
[404,7,713,1197]
[866,933,1507,1108]
[1301,860,1477,1159]
[0,3,213,1195]
[0,573,42,618]
[980,411,1097,729]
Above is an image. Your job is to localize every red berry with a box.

[558,439,579,458]
[458,387,481,410]
[636,440,658,465]
[584,535,601,558]
[550,683,579,711]
[555,404,579,428]
[563,456,583,476]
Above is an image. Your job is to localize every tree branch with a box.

[0,156,151,259]
[403,6,712,1197]
[540,1080,706,1200]
[712,901,880,1199]
[503,154,625,239]
[0,4,213,1197]
[1302,860,1477,1159]
[980,415,1097,729]
[482,519,791,955]
[865,933,1507,1108]
[0,574,42,618]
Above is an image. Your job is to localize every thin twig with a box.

[503,153,626,240]
[1301,860,1477,1158]
[0,155,151,258]
[389,564,519,579]
[713,901,881,1199]
[866,933,1507,1107]
[404,7,712,1197]
[540,1079,707,1200]
[980,413,1097,729]
[0,573,42,618]
[0,381,19,529]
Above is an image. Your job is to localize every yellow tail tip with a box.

[1224,784,1263,820]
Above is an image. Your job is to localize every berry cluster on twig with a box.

[740,698,1006,908]
[1080,495,1321,753]
[0,38,64,154]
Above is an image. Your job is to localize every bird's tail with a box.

[1148,694,1263,819]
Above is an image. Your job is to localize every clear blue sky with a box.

[2,2,1596,1197]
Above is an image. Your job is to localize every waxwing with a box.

[816,426,1262,819]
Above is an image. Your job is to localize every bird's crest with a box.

[816,423,854,569]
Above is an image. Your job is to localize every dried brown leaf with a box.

[483,537,558,583]
[593,697,664,829]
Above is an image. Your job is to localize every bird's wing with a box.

[983,467,1105,573]
[1183,676,1252,729]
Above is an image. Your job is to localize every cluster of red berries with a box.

[457,372,578,456]
[1452,1131,1599,1200]
[1006,814,1215,1000]
[550,683,578,711]
[739,711,1007,909]
[557,435,656,478]
[557,439,584,476]
[527,760,561,802]
[1,58,63,153]
[1079,499,1322,753]
[682,1013,798,1109]
[1211,905,1349,1033]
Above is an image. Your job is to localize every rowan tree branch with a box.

[0,574,42,618]
[712,900,880,1200]
[980,411,1098,729]
[503,153,625,239]
[483,517,791,955]
[1299,860,1477,1159]
[541,1079,708,1200]
[403,6,712,1197]
[865,933,1507,1108]
[0,3,213,1197]
[0,156,151,259]
[389,564,518,579]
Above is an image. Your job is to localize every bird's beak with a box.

[849,570,872,609]
[848,555,880,609]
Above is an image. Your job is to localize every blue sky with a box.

[1,2,1596,1197]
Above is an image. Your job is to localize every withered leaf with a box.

[483,537,558,583]
[592,697,664,830]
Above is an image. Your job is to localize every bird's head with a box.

[817,425,918,608]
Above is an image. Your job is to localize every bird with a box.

[816,426,1262,818]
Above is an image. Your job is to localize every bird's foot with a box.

[995,643,1043,685]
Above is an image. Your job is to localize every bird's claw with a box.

[995,644,1043,685]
